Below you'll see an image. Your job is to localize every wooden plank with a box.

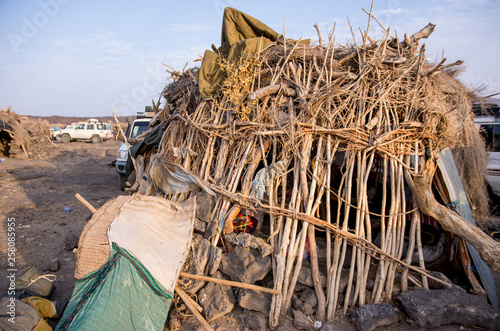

[437,148,498,308]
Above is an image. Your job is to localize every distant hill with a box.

[25,115,129,126]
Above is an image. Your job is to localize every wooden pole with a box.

[179,272,279,295]
[175,285,213,331]
[75,193,97,213]
[112,109,137,173]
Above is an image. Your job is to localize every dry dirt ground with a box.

[0,140,498,330]
[0,140,126,303]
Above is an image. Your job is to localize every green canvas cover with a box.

[197,7,280,100]
[56,243,172,331]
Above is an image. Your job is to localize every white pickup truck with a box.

[56,119,113,143]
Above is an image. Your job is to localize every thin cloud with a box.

[165,24,212,32]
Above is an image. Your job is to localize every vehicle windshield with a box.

[479,123,500,152]
[131,121,150,138]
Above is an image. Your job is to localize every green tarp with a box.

[56,243,172,331]
[197,7,281,100]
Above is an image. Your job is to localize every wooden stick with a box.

[112,109,137,173]
[47,137,57,147]
[179,272,279,295]
[75,193,97,213]
[175,285,202,312]
[314,23,323,46]
[408,23,436,44]
[174,285,213,331]
[21,144,29,158]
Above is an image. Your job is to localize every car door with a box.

[480,123,500,195]
[73,123,86,139]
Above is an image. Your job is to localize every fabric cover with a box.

[0,297,51,331]
[56,196,197,331]
[107,195,196,291]
[197,7,280,100]
[55,244,172,331]
[146,156,215,197]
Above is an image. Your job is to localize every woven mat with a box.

[74,196,131,279]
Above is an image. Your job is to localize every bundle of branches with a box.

[150,17,495,325]
[0,107,53,159]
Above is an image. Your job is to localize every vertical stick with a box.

[372,156,388,303]
[112,109,137,173]
[402,153,417,291]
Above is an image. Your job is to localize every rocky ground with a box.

[0,140,499,330]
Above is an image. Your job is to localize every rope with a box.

[445,199,463,217]
[25,274,56,289]
[464,264,479,272]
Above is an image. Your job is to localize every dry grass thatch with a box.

[0,107,54,159]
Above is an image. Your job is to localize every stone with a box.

[45,258,60,272]
[224,232,273,257]
[299,287,317,316]
[207,245,222,275]
[293,309,314,331]
[351,303,398,331]
[276,322,299,331]
[424,270,466,292]
[240,312,268,330]
[204,221,219,241]
[300,287,318,308]
[238,289,272,313]
[320,322,342,331]
[220,246,271,284]
[198,272,236,322]
[398,289,500,330]
[64,233,78,251]
[297,261,327,288]
[292,294,303,309]
[193,218,207,233]
[179,234,211,294]
[196,191,215,223]
[294,282,310,292]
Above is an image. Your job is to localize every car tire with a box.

[61,134,71,143]
[91,135,101,143]
[119,174,127,191]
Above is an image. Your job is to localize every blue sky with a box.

[0,0,499,117]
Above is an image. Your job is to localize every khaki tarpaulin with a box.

[197,7,280,100]
[0,297,52,331]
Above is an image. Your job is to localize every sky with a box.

[0,0,499,117]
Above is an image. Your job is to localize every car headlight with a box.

[116,150,128,160]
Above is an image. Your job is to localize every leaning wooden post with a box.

[112,109,137,173]
[412,159,500,275]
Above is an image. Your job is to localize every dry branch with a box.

[413,161,500,273]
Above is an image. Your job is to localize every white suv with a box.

[56,119,113,143]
